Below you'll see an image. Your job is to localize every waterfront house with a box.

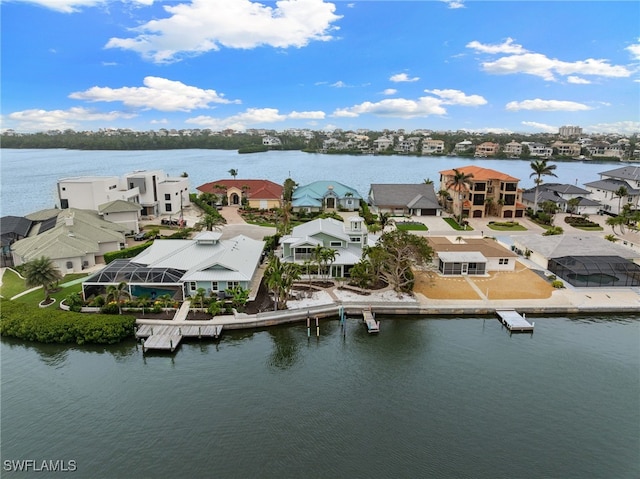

[474,142,499,157]
[584,166,640,215]
[422,139,445,155]
[291,181,361,213]
[11,208,126,274]
[98,199,143,234]
[503,141,523,158]
[552,141,581,157]
[439,166,525,219]
[368,183,442,216]
[82,232,265,301]
[279,217,370,278]
[373,136,393,152]
[1,216,33,267]
[520,183,601,215]
[454,140,475,154]
[197,179,283,209]
[57,170,190,219]
[512,234,640,287]
[524,142,553,158]
[427,237,518,275]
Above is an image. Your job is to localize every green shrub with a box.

[552,280,565,289]
[100,302,120,315]
[64,292,84,312]
[0,299,135,344]
[105,242,153,263]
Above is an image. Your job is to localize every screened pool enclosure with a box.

[548,256,640,288]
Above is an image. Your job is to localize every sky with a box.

[1,0,639,135]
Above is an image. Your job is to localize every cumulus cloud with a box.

[424,89,487,106]
[567,76,591,85]
[7,107,136,131]
[12,0,152,13]
[466,38,527,55]
[389,73,420,83]
[626,39,640,60]
[584,121,640,135]
[332,89,485,119]
[105,0,342,63]
[505,99,591,112]
[69,77,238,112]
[382,88,397,95]
[443,0,465,9]
[186,107,324,130]
[481,53,631,81]
[521,121,558,133]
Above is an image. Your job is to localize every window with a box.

[227,281,239,289]
[330,241,342,247]
[165,194,171,200]
[350,237,361,243]
[165,203,172,212]
[211,281,218,292]
[499,258,509,265]
[188,282,197,292]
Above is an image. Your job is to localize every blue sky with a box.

[2,0,639,134]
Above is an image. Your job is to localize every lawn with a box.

[442,218,474,231]
[487,221,527,231]
[0,268,26,299]
[1,269,88,304]
[395,222,428,231]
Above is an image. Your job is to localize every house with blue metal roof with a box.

[291,181,361,213]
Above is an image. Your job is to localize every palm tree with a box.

[529,159,557,213]
[193,287,207,309]
[484,197,494,216]
[319,248,338,281]
[445,168,474,223]
[197,213,225,231]
[614,186,628,215]
[567,197,580,216]
[437,189,450,207]
[158,293,173,315]
[105,281,130,314]
[228,168,238,179]
[23,256,63,302]
[264,255,301,310]
[423,178,434,185]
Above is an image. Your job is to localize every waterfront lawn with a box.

[487,221,527,232]
[395,222,428,231]
[0,269,27,299]
[12,282,83,306]
[443,218,474,231]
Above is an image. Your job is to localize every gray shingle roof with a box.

[599,166,640,181]
[369,184,441,210]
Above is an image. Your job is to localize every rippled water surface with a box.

[2,315,639,478]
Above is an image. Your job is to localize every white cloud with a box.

[333,97,446,119]
[521,121,558,133]
[12,0,152,13]
[150,118,168,124]
[7,107,136,131]
[482,53,631,81]
[505,99,591,112]
[331,81,348,88]
[382,88,397,95]
[626,39,640,60]
[106,0,342,63]
[584,121,640,135]
[442,0,464,9]
[567,76,591,85]
[333,88,486,119]
[389,73,420,83]
[424,89,487,106]
[69,76,238,112]
[186,107,324,130]
[466,38,526,55]
[288,110,325,119]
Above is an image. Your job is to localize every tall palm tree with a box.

[614,186,628,215]
[228,168,238,179]
[197,213,225,231]
[529,159,557,213]
[445,168,474,223]
[23,256,63,302]
[264,255,301,310]
[319,248,338,281]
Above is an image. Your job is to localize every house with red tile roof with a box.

[196,179,283,210]
[439,165,525,219]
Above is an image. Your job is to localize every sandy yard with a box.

[414,261,554,300]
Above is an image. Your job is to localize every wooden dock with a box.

[496,309,534,333]
[136,324,223,353]
[363,308,380,333]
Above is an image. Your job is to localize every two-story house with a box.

[439,166,525,219]
[503,141,522,158]
[584,166,640,215]
[474,142,500,157]
[521,183,601,215]
[279,217,370,278]
[422,139,445,155]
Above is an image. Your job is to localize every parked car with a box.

[133,232,147,241]
[161,218,187,226]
